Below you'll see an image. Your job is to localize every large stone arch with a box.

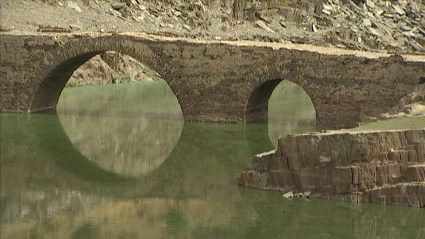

[29,35,170,112]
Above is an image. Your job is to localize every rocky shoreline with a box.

[239,128,425,207]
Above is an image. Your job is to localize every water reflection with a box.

[2,81,424,239]
[57,81,184,177]
[268,80,316,146]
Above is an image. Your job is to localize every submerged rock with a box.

[282,191,294,199]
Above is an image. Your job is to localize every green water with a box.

[1,81,424,239]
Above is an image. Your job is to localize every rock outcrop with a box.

[67,51,161,87]
[381,82,425,118]
[239,129,425,207]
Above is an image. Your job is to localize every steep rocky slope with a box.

[1,0,424,52]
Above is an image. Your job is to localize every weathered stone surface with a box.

[1,33,425,128]
[239,129,425,207]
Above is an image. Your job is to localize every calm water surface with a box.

[1,81,424,239]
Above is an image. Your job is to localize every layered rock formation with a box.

[239,129,425,207]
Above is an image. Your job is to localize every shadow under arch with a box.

[28,35,177,113]
[245,79,282,124]
[244,79,316,155]
[31,111,138,183]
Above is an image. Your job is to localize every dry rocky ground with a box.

[1,0,424,51]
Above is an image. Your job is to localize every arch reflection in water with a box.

[268,80,316,146]
[57,81,184,178]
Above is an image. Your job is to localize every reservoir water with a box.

[1,81,424,239]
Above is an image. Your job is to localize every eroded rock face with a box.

[239,129,425,207]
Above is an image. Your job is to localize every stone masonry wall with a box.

[239,129,425,207]
[1,32,425,128]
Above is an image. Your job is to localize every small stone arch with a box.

[244,77,317,154]
[245,78,317,124]
[29,35,170,112]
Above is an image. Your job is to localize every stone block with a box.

[368,188,381,203]
[319,186,336,195]
[299,168,331,189]
[418,185,425,207]
[347,139,364,163]
[391,185,408,196]
[376,164,402,186]
[380,187,393,204]
[274,156,290,171]
[337,193,361,202]
[408,149,419,162]
[351,166,360,185]
[357,164,377,189]
[391,193,422,207]
[388,150,409,163]
[268,170,295,188]
[378,152,389,161]
[404,195,421,207]
[413,142,425,162]
[405,165,425,182]
[238,171,254,186]
[291,170,303,191]
[332,167,352,191]
[376,166,388,186]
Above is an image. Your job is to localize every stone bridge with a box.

[1,32,425,128]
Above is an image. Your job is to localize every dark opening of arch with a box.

[245,79,316,153]
[245,79,282,123]
[30,51,103,112]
